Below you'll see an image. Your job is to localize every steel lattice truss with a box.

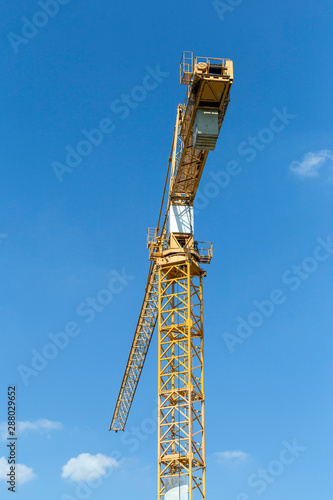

[110,267,158,431]
[158,262,205,500]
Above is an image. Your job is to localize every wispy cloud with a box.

[289,149,333,178]
[0,419,62,440]
[18,419,62,433]
[215,451,250,464]
[61,453,119,482]
[0,456,37,485]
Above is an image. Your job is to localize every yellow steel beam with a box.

[158,259,205,500]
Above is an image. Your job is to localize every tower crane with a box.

[110,51,233,500]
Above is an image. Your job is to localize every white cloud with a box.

[0,456,37,485]
[215,451,249,464]
[18,419,62,433]
[61,453,119,482]
[1,419,62,440]
[289,149,333,178]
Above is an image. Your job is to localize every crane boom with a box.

[110,52,233,435]
[110,263,158,431]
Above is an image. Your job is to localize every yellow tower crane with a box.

[110,51,233,500]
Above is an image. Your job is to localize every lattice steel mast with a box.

[110,52,233,500]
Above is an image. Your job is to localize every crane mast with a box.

[110,52,233,500]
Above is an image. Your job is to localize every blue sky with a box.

[0,0,332,498]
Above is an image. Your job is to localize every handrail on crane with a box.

[180,50,231,86]
[195,241,213,264]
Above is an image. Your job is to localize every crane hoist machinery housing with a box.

[110,51,233,500]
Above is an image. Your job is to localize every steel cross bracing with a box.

[110,53,233,433]
[158,261,205,500]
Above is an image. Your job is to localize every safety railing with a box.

[147,227,158,248]
[194,241,213,264]
[181,52,228,87]
[194,56,227,68]
[180,51,194,85]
